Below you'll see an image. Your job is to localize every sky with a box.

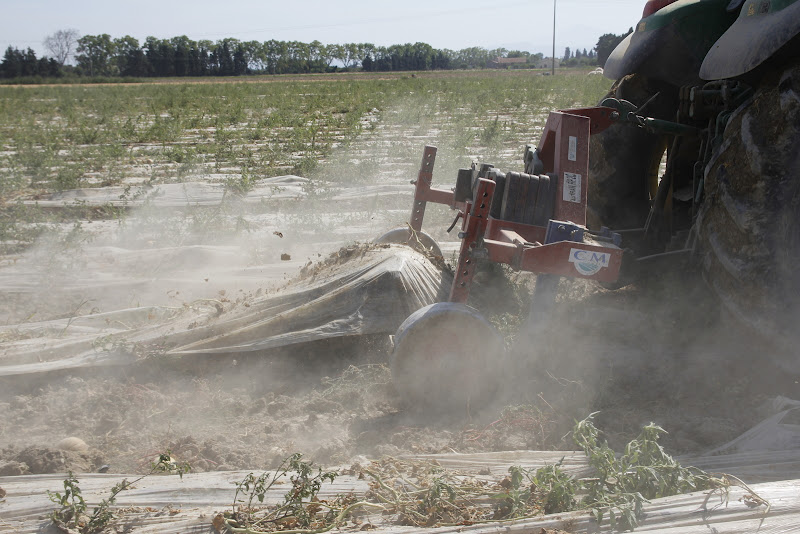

[0,0,644,59]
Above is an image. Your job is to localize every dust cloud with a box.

[0,98,488,476]
[2,91,796,485]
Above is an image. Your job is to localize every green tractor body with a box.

[594,0,800,363]
[605,0,800,84]
[604,0,737,85]
[701,0,800,79]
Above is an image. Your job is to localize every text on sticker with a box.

[569,248,611,276]
[568,136,577,162]
[563,172,581,203]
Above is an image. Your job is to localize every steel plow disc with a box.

[390,302,505,414]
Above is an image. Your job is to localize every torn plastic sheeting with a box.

[707,406,800,455]
[2,461,799,533]
[0,246,448,377]
[0,471,371,533]
[167,245,448,355]
[687,449,800,483]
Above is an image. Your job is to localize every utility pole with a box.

[552,0,557,75]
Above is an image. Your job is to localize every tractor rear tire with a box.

[588,74,677,231]
[695,60,800,364]
[390,302,505,413]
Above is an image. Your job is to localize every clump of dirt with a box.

[0,446,101,475]
[453,405,558,453]
[0,358,402,475]
[295,243,382,281]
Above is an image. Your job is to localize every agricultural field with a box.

[0,68,612,456]
[0,70,781,532]
[0,70,610,320]
[0,71,608,245]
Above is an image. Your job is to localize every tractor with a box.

[378,0,800,411]
[594,0,800,356]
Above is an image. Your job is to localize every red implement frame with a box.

[407,107,622,304]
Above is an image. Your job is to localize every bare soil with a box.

[0,254,788,480]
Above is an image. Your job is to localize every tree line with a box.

[1,30,631,80]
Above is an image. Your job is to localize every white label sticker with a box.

[569,248,611,276]
[563,172,581,203]
[568,136,577,161]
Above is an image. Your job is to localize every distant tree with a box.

[212,39,234,75]
[595,28,632,67]
[171,35,192,76]
[37,56,61,77]
[432,49,450,70]
[563,47,571,61]
[244,40,266,72]
[343,43,362,69]
[0,46,59,78]
[411,42,434,70]
[361,54,373,72]
[76,34,116,76]
[374,47,390,71]
[195,40,214,75]
[1,46,23,78]
[487,47,508,61]
[20,48,38,76]
[143,37,175,76]
[281,40,305,72]
[453,46,490,69]
[233,42,248,75]
[320,44,338,69]
[308,40,326,71]
[263,39,282,74]
[114,35,148,77]
[360,43,376,63]
[4,33,556,78]
[44,29,79,66]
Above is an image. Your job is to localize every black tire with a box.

[374,227,442,257]
[391,302,505,413]
[588,74,677,231]
[695,60,800,363]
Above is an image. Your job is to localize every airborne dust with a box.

[0,76,795,487]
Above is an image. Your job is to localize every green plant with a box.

[479,115,502,146]
[573,413,713,530]
[224,166,256,196]
[224,453,380,533]
[48,452,190,533]
[233,423,766,534]
[529,461,579,515]
[490,460,578,519]
[0,72,613,256]
[48,472,87,530]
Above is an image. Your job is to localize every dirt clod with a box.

[56,436,89,452]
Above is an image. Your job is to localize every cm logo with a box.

[568,248,610,276]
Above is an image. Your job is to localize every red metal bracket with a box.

[409,146,459,233]
[536,111,591,226]
[450,178,495,304]
[484,240,622,282]
[405,108,623,305]
[559,106,618,135]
